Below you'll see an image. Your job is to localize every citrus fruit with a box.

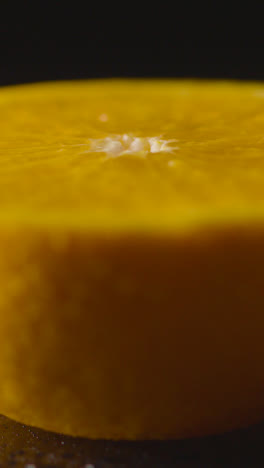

[0,80,264,439]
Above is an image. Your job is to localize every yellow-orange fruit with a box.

[1,80,264,439]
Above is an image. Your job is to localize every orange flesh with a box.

[0,80,264,439]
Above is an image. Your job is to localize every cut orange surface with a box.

[1,79,264,439]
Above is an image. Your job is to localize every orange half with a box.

[0,79,264,439]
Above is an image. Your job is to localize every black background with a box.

[2,47,264,86]
[0,4,264,86]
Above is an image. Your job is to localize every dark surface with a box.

[1,415,264,467]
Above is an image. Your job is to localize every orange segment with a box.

[1,80,264,439]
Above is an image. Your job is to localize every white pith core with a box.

[71,135,179,157]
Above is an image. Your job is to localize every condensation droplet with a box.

[98,113,109,122]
